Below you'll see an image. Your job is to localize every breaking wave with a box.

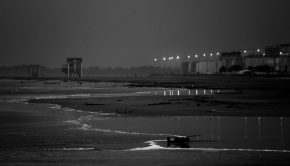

[44,147,99,151]
[65,118,182,137]
[128,140,290,153]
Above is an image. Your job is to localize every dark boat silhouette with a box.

[167,135,201,148]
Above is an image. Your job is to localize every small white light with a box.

[154,58,157,61]
[280,52,283,55]
[216,52,220,55]
[187,55,191,58]
[244,50,247,53]
[257,49,260,52]
[176,56,180,59]
[195,54,198,58]
[210,53,213,56]
[163,57,166,61]
[263,53,265,56]
[203,53,206,57]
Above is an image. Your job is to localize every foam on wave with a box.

[128,140,290,153]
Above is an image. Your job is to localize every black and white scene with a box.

[1,0,290,165]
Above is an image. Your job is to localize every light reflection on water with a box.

[82,116,290,150]
[0,79,235,101]
[0,88,231,102]
[158,89,222,96]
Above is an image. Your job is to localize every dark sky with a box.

[1,0,290,68]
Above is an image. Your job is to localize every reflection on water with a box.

[0,79,236,102]
[0,88,233,103]
[0,79,239,103]
[156,89,227,96]
[80,116,290,150]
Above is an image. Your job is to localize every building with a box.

[279,44,290,73]
[178,43,290,75]
[62,58,83,78]
[219,52,242,72]
[181,55,219,74]
[242,49,266,70]
[181,62,198,74]
[262,44,290,72]
[264,46,280,71]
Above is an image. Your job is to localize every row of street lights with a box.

[153,48,281,62]
[242,49,266,56]
[154,56,180,62]
[241,48,286,56]
[154,52,221,62]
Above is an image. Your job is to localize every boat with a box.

[167,135,201,148]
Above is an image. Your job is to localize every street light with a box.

[154,58,158,62]
[210,53,213,56]
[257,49,260,52]
[163,57,166,61]
[188,55,191,59]
[203,53,206,57]
[280,52,283,55]
[195,54,198,58]
[216,52,220,56]
[243,50,247,53]
[176,56,180,60]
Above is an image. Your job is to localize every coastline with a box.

[1,77,290,165]
[28,91,290,117]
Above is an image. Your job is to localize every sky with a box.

[1,0,290,68]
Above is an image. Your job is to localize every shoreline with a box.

[1,78,290,165]
[28,93,290,117]
[2,74,290,89]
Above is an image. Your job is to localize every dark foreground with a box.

[1,102,290,166]
[2,150,290,166]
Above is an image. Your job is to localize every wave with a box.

[65,118,183,137]
[47,140,290,153]
[45,147,98,151]
[128,140,290,153]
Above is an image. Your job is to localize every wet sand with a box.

[29,89,290,117]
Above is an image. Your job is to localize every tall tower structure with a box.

[62,58,83,78]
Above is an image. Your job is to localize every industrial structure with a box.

[62,58,83,78]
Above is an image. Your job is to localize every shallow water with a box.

[76,116,290,151]
[2,79,288,153]
[0,80,230,103]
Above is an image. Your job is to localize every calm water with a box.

[2,80,288,152]
[0,79,230,102]
[78,116,290,151]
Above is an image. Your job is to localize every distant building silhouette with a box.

[62,58,83,78]
[219,52,242,70]
[180,43,290,74]
[182,55,219,74]
[28,65,40,77]
[278,44,290,73]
